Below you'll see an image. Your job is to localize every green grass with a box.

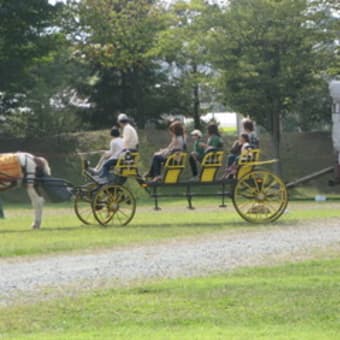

[1,258,340,339]
[220,126,237,134]
[1,201,340,258]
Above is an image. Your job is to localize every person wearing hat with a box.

[117,113,139,151]
[189,129,205,180]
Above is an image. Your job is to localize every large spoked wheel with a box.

[232,170,288,224]
[74,183,98,225]
[92,184,136,226]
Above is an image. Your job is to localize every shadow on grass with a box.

[0,218,297,234]
[0,224,97,234]
[129,219,294,228]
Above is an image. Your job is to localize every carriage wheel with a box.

[92,184,136,226]
[232,170,288,223]
[74,183,98,225]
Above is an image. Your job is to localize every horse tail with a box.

[35,157,51,176]
[41,157,51,176]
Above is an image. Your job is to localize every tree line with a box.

[0,0,339,159]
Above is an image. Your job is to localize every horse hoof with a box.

[32,224,40,230]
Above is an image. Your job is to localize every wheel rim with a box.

[74,183,98,225]
[232,170,288,223]
[92,184,136,226]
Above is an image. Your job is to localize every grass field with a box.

[1,258,339,339]
[1,200,340,258]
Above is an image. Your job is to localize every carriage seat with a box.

[199,149,224,183]
[238,148,260,164]
[114,151,140,177]
[236,148,261,179]
[162,150,188,184]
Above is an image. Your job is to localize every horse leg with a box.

[27,184,44,229]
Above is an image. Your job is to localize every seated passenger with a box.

[189,129,205,180]
[203,123,224,151]
[145,121,186,182]
[224,133,252,179]
[242,118,259,148]
[92,127,124,179]
[189,124,223,180]
[117,113,139,151]
[226,118,258,170]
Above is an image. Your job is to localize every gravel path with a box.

[1,219,340,305]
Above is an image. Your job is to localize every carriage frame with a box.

[73,148,289,226]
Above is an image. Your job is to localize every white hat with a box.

[117,113,128,122]
[190,129,202,137]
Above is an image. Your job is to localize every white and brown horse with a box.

[0,152,51,229]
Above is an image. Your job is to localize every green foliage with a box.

[283,80,332,132]
[0,0,337,138]
[68,0,176,127]
[212,0,334,128]
[0,0,84,137]
[208,0,335,162]
[151,0,220,127]
[0,0,58,93]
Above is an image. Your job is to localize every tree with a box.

[311,0,340,76]
[0,0,59,94]
[0,0,75,137]
[69,0,170,127]
[151,0,219,128]
[209,0,335,172]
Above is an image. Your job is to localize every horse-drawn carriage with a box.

[5,147,339,227]
[73,148,289,226]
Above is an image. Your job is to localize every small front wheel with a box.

[232,170,288,223]
[74,183,98,225]
[92,184,136,226]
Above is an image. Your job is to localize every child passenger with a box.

[92,127,124,179]
[189,129,205,180]
[224,133,252,179]
[189,124,224,180]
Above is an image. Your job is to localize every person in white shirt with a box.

[95,127,124,178]
[117,113,139,150]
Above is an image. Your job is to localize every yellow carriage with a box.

[73,148,288,226]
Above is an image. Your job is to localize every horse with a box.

[0,152,51,229]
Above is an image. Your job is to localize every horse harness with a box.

[22,154,46,185]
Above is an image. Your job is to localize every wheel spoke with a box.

[250,174,261,193]
[239,178,257,193]
[92,184,136,226]
[74,183,98,225]
[233,170,288,223]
